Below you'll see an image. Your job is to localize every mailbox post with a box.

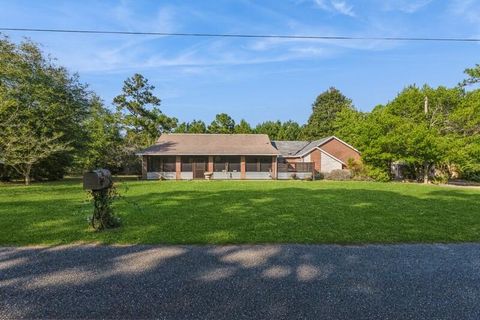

[83,169,118,230]
[83,169,112,191]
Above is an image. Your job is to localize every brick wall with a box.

[309,149,321,172]
[320,139,361,164]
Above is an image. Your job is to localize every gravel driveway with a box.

[1,244,480,319]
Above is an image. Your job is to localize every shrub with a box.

[346,158,363,177]
[324,169,352,181]
[88,184,121,231]
[462,168,480,182]
[303,173,313,181]
[364,165,390,182]
[315,172,324,180]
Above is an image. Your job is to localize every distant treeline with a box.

[1,36,479,184]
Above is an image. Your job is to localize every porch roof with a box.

[137,134,280,156]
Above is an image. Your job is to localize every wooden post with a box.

[142,156,148,179]
[175,156,181,180]
[271,156,277,180]
[208,156,214,172]
[240,156,246,180]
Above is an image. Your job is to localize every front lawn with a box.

[0,179,479,245]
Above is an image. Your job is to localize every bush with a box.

[0,164,18,182]
[462,169,480,182]
[346,158,363,177]
[324,169,352,181]
[364,165,390,182]
[88,184,121,231]
[315,172,324,180]
[303,173,313,181]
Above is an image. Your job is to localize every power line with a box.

[1,27,480,42]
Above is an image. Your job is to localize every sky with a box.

[1,0,479,125]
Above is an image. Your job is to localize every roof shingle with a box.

[137,134,280,156]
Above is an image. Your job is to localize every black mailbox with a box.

[83,169,112,191]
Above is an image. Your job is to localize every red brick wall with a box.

[175,156,181,180]
[240,156,246,179]
[309,149,321,172]
[320,139,360,163]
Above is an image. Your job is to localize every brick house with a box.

[137,134,360,180]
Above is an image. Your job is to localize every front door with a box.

[193,158,207,179]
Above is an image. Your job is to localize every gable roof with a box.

[273,136,360,157]
[137,134,280,156]
[295,137,332,156]
[270,141,310,157]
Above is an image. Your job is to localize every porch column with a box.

[142,156,147,179]
[175,156,181,180]
[271,156,277,180]
[208,156,214,172]
[240,156,246,180]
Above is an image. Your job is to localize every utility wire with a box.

[1,27,479,42]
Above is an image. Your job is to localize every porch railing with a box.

[277,162,314,173]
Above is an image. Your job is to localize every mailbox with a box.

[83,169,112,191]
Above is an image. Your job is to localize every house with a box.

[137,134,360,180]
[272,136,361,179]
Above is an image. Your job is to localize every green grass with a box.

[0,179,479,245]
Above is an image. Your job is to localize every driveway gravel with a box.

[1,244,480,319]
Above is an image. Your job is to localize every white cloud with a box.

[314,0,355,16]
[330,1,355,16]
[450,0,480,24]
[381,0,433,13]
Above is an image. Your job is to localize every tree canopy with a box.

[303,87,354,140]
[0,37,90,184]
[1,36,479,184]
[113,73,177,147]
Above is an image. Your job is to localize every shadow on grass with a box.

[1,243,480,319]
[1,185,479,245]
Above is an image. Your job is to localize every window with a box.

[147,156,176,172]
[181,157,193,172]
[245,156,272,172]
[214,156,241,172]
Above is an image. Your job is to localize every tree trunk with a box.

[24,165,32,186]
[423,163,429,184]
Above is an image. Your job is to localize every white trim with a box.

[327,136,361,154]
[318,148,346,165]
[293,136,360,158]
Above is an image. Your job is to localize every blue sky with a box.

[1,0,479,125]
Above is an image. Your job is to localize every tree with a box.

[175,119,207,133]
[0,36,90,184]
[333,108,365,147]
[460,64,480,87]
[278,120,303,140]
[303,87,354,139]
[208,113,235,133]
[353,86,461,183]
[446,89,480,180]
[254,121,282,140]
[174,122,189,133]
[113,74,177,147]
[74,96,124,173]
[0,126,70,185]
[188,120,207,133]
[234,119,253,133]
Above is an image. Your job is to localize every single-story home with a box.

[137,134,360,180]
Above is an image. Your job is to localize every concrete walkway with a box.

[1,244,480,319]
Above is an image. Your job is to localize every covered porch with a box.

[141,155,278,180]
